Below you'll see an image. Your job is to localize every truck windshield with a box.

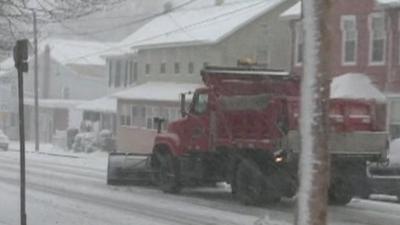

[193,93,208,114]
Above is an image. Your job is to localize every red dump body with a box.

[156,67,387,157]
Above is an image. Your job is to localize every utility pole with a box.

[14,39,29,225]
[296,1,332,225]
[33,10,39,152]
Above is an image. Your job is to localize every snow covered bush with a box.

[72,132,99,153]
[98,129,116,152]
[72,130,115,153]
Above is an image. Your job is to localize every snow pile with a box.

[376,0,400,8]
[330,73,386,102]
[254,215,291,225]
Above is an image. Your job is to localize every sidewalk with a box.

[8,141,106,159]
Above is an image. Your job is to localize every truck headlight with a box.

[273,149,286,163]
[275,156,284,163]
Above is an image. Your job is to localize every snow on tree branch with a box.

[0,0,126,51]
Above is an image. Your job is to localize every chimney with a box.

[163,2,173,13]
[215,0,224,6]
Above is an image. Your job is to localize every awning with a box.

[24,98,87,109]
[112,82,203,102]
[76,96,117,113]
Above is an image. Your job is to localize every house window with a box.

[174,62,180,74]
[130,62,138,83]
[160,63,166,74]
[369,13,386,64]
[10,113,16,126]
[295,21,304,65]
[129,61,134,84]
[131,105,146,127]
[108,60,113,87]
[257,49,269,66]
[160,108,169,130]
[61,87,70,99]
[188,62,194,74]
[146,106,161,129]
[341,15,357,65]
[115,60,122,87]
[124,61,129,87]
[145,63,151,75]
[168,107,180,122]
[120,104,131,126]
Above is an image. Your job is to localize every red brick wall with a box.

[292,0,400,91]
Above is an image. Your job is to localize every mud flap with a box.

[107,152,154,185]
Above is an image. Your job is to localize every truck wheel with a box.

[329,179,353,205]
[155,151,181,194]
[235,160,279,205]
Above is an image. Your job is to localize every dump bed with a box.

[201,66,388,157]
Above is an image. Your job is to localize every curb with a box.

[8,148,79,159]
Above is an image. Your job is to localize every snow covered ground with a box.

[1,146,400,225]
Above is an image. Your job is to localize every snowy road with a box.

[1,150,400,225]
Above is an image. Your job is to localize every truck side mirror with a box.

[180,93,187,117]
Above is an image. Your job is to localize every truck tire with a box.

[235,160,279,205]
[154,151,181,194]
[329,178,353,205]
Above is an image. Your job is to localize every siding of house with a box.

[116,99,181,153]
[218,0,293,70]
[108,0,296,90]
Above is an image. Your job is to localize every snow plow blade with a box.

[107,152,154,185]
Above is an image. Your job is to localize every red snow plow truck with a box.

[107,66,388,205]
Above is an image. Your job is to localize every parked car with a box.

[0,130,9,151]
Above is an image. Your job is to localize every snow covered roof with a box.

[330,73,386,102]
[280,1,301,20]
[113,82,203,102]
[375,0,400,8]
[0,38,122,75]
[24,98,87,109]
[120,0,285,49]
[76,96,117,113]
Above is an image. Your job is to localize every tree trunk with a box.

[296,0,332,225]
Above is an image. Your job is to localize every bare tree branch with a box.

[0,0,127,52]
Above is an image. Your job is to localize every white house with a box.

[106,0,297,90]
[0,38,120,141]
